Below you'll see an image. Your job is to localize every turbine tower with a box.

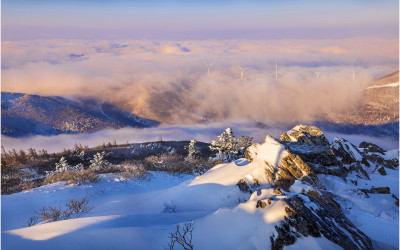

[238,65,248,79]
[314,72,320,79]
[204,62,214,75]
[351,70,356,81]
[272,60,282,79]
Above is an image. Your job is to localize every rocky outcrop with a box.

[240,125,395,250]
[270,194,373,250]
[280,125,330,146]
[363,152,399,170]
[244,136,314,192]
[359,141,385,154]
[281,142,338,166]
[331,138,364,164]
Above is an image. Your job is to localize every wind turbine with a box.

[314,72,320,79]
[204,62,214,75]
[271,60,282,79]
[238,65,248,79]
[351,70,356,81]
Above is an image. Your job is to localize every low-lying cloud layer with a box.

[2,124,398,154]
[2,38,398,124]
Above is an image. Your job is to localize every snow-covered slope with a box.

[2,125,398,249]
[1,92,159,137]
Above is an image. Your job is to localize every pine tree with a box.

[209,127,238,161]
[89,151,110,169]
[185,140,199,161]
[55,157,70,173]
[209,128,253,161]
[237,136,253,157]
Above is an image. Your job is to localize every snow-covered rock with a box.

[331,138,364,164]
[242,135,312,191]
[280,124,330,146]
[272,194,373,250]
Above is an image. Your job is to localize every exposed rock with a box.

[279,131,291,142]
[270,194,373,250]
[256,200,266,208]
[307,162,348,177]
[331,138,364,164]
[370,187,390,194]
[244,136,316,192]
[273,152,313,191]
[236,178,259,194]
[348,163,370,180]
[273,187,285,195]
[364,153,399,170]
[359,141,385,154]
[244,143,259,163]
[306,190,342,214]
[281,141,338,166]
[384,158,399,169]
[377,166,387,175]
[360,187,391,195]
[280,124,330,146]
[392,194,399,206]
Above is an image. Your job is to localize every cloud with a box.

[2,123,398,154]
[1,38,398,125]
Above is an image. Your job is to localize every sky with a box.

[1,0,399,150]
[2,0,399,40]
[1,1,399,124]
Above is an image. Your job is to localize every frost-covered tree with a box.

[89,151,110,169]
[74,163,85,171]
[185,140,199,161]
[209,128,239,161]
[209,128,253,161]
[237,136,253,157]
[70,148,88,161]
[46,156,79,176]
[55,157,70,172]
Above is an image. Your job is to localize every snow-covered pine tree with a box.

[237,135,253,157]
[55,156,70,173]
[46,156,72,176]
[185,140,198,161]
[209,127,239,162]
[89,151,110,169]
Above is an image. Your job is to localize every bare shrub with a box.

[35,205,66,222]
[30,196,92,225]
[65,196,93,214]
[120,161,149,180]
[44,169,99,185]
[2,178,42,195]
[168,222,195,250]
[26,216,39,227]
[145,154,216,175]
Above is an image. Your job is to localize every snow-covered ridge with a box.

[367,82,399,89]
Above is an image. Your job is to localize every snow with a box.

[332,138,363,161]
[290,180,315,193]
[8,215,119,241]
[192,137,285,188]
[2,135,398,249]
[317,166,399,248]
[284,236,343,250]
[2,166,290,250]
[367,82,400,89]
[383,149,399,160]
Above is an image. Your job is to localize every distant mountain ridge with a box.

[1,92,159,137]
[323,70,399,126]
